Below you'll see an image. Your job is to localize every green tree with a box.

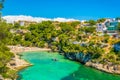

[0,0,4,9]
[118,22,120,32]
[88,20,96,26]
[13,35,22,44]
[97,18,106,23]
[0,0,5,20]
[36,41,45,48]
[87,46,103,59]
[0,21,12,42]
[24,33,33,41]
[71,21,80,27]
[21,41,32,47]
[0,44,14,73]
[14,23,20,28]
[59,22,74,32]
[6,69,17,80]
[116,17,120,20]
[84,27,96,33]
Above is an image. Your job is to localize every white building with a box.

[19,21,25,26]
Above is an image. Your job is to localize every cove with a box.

[17,52,120,80]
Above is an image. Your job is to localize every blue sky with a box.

[2,0,120,20]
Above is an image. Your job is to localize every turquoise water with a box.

[17,52,120,80]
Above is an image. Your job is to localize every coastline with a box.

[7,46,51,71]
[85,61,120,75]
[64,52,120,75]
[7,45,120,77]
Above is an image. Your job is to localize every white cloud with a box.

[2,15,80,23]
[53,18,78,22]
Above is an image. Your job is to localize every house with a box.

[105,21,118,33]
[96,23,107,32]
[97,18,119,36]
[19,21,25,26]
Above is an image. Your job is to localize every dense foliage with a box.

[118,22,120,32]
[7,20,120,65]
[0,17,120,79]
[0,21,16,79]
[97,18,106,23]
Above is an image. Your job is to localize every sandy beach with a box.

[7,46,51,70]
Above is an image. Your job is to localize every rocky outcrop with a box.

[64,52,91,64]
[76,53,91,64]
[64,52,120,74]
[86,61,120,74]
[64,52,76,60]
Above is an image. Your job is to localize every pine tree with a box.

[0,0,5,20]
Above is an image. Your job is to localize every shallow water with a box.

[17,52,120,80]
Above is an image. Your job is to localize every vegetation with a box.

[0,0,4,9]
[0,0,5,20]
[0,1,17,78]
[116,17,120,21]
[97,18,106,23]
[6,19,120,65]
[0,21,16,79]
[1,0,119,78]
[118,22,120,32]
[0,6,120,77]
[87,20,97,26]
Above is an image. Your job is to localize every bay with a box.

[17,52,120,80]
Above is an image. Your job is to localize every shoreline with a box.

[7,45,120,77]
[7,46,51,71]
[64,53,120,75]
[85,61,120,75]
